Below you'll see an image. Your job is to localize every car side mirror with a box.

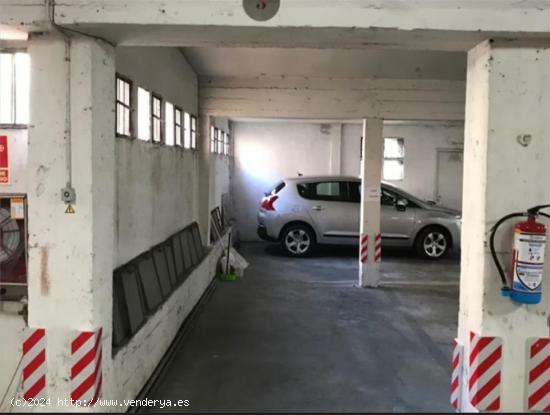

[396,199,408,211]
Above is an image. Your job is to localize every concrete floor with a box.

[147,242,460,412]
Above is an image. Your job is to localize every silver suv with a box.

[257,176,461,259]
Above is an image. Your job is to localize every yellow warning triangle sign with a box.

[65,204,75,214]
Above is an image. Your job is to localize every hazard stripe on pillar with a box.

[468,331,502,411]
[374,232,382,263]
[360,233,368,263]
[71,328,103,405]
[22,328,47,400]
[451,338,463,410]
[526,337,550,412]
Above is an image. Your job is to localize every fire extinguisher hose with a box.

[489,212,525,286]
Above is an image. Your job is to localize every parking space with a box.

[147,242,459,412]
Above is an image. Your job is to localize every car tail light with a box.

[260,195,278,211]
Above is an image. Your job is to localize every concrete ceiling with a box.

[183,47,466,81]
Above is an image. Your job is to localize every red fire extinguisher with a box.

[491,205,550,305]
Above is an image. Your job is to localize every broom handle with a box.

[225,231,232,272]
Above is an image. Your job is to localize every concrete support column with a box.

[328,123,342,175]
[359,118,384,288]
[27,32,115,406]
[457,41,550,412]
[197,113,212,244]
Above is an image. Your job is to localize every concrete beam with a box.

[2,1,550,50]
[199,76,465,121]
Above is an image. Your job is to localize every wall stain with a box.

[40,246,50,296]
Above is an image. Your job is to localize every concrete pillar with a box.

[27,32,115,407]
[328,123,342,175]
[359,118,384,288]
[457,40,550,412]
[197,113,212,244]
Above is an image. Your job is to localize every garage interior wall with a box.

[110,47,232,405]
[115,47,199,266]
[232,120,464,242]
[210,116,231,213]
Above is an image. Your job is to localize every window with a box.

[211,127,218,153]
[297,181,345,202]
[218,131,225,154]
[175,107,182,146]
[165,102,174,146]
[191,116,197,149]
[0,52,30,125]
[115,76,132,137]
[152,94,163,143]
[137,87,151,141]
[383,138,405,181]
[224,133,230,156]
[183,112,191,149]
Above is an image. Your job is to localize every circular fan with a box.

[0,207,22,264]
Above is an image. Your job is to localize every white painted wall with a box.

[210,117,231,213]
[233,120,464,241]
[114,47,198,266]
[342,122,465,201]
[232,121,335,241]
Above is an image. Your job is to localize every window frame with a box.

[0,50,30,128]
[183,112,191,149]
[115,74,133,138]
[191,115,197,150]
[151,93,163,144]
[296,181,347,202]
[224,132,230,156]
[383,137,405,181]
[174,106,182,147]
[137,86,152,142]
[164,101,175,146]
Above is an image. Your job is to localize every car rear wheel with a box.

[281,225,315,257]
[415,227,450,259]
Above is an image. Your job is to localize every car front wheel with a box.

[415,227,450,259]
[281,225,315,257]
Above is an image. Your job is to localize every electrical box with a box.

[0,195,27,301]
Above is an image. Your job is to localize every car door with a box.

[300,181,353,244]
[380,186,417,243]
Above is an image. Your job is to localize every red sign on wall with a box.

[0,135,9,185]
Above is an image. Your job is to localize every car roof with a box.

[283,175,360,182]
[283,175,396,188]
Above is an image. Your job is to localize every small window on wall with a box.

[165,102,174,146]
[152,94,163,143]
[224,133,230,155]
[218,131,225,154]
[183,112,191,149]
[0,52,30,125]
[116,76,132,137]
[211,127,218,153]
[191,116,197,149]
[174,107,182,146]
[137,87,151,141]
[383,138,405,181]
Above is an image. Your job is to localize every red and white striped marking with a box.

[527,337,550,411]
[71,328,102,405]
[374,232,382,263]
[468,331,502,411]
[22,328,47,400]
[451,338,463,410]
[360,234,368,263]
